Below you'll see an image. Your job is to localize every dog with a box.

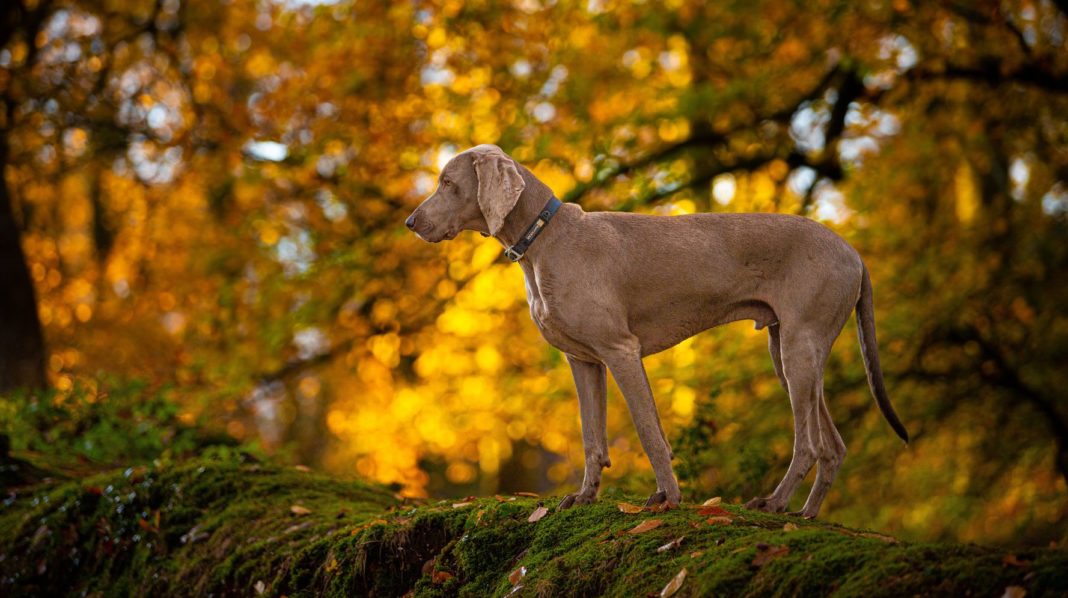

[405,144,907,517]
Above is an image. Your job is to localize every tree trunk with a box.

[0,136,47,392]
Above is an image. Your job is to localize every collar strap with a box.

[503,197,562,262]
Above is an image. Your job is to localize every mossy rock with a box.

[1,455,1065,597]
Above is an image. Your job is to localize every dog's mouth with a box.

[413,227,457,243]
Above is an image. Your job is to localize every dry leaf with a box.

[294,464,311,472]
[515,491,539,498]
[697,505,729,517]
[657,536,684,553]
[646,501,674,513]
[452,501,473,508]
[528,506,549,522]
[689,550,704,559]
[627,519,663,534]
[1002,554,1031,568]
[509,566,527,585]
[325,557,338,572]
[701,497,722,507]
[660,567,687,598]
[290,505,312,515]
[432,570,453,584]
[1002,586,1026,598]
[617,502,645,514]
[706,516,732,525]
[783,522,799,532]
[254,580,266,595]
[752,544,790,566]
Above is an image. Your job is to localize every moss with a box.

[2,455,1066,597]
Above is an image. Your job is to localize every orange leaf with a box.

[706,516,732,525]
[432,570,453,584]
[509,566,526,585]
[528,506,549,523]
[697,506,729,517]
[1003,554,1031,568]
[617,502,644,514]
[659,567,687,597]
[290,505,312,515]
[689,550,704,559]
[627,519,663,534]
[514,491,539,498]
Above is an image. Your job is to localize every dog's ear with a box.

[472,148,525,237]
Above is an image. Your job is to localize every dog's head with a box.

[405,144,526,242]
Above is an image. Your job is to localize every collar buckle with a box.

[504,246,524,262]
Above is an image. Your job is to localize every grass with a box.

[1,452,1065,597]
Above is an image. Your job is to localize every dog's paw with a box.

[744,496,786,513]
[644,490,680,510]
[557,491,597,510]
[787,510,818,520]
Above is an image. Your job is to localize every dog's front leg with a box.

[604,345,682,507]
[558,356,611,510]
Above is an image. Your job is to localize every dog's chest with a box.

[522,268,594,358]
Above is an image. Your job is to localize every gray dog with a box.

[406,144,907,518]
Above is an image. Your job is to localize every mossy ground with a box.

[2,453,1065,597]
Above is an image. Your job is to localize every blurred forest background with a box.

[1,0,1066,547]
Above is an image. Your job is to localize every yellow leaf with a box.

[617,502,644,514]
[660,568,687,597]
[701,497,722,507]
[290,505,312,515]
[528,506,549,522]
[627,519,663,534]
[783,522,799,532]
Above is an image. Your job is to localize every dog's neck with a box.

[493,167,562,251]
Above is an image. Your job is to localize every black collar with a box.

[503,197,562,262]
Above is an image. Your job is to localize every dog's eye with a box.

[440,179,450,189]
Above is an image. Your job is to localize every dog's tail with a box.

[856,263,909,444]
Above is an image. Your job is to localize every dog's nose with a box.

[405,214,416,230]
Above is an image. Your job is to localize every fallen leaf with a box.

[617,502,645,514]
[657,537,684,553]
[325,557,338,572]
[432,570,453,584]
[294,464,311,472]
[660,567,687,597]
[1003,554,1031,568]
[627,519,663,534]
[783,522,799,532]
[701,497,722,507]
[706,516,732,525]
[1002,586,1026,598]
[697,505,730,517]
[254,580,266,595]
[290,505,312,515]
[509,565,527,585]
[84,486,103,496]
[528,506,549,523]
[752,544,790,566]
[515,491,539,498]
[689,550,704,559]
[859,531,898,544]
[452,501,473,508]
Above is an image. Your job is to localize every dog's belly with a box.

[632,299,778,357]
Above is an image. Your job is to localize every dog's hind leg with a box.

[768,324,788,392]
[558,355,611,510]
[746,328,825,513]
[791,392,846,518]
